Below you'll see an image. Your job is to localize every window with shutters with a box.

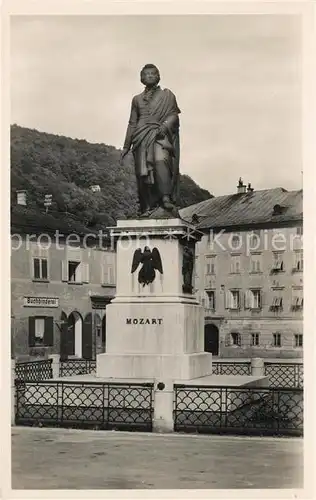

[293,250,303,272]
[206,290,216,310]
[29,316,54,347]
[270,296,283,311]
[230,255,241,274]
[271,252,284,272]
[231,332,241,346]
[226,290,241,309]
[246,289,262,309]
[250,253,262,273]
[291,295,303,311]
[68,261,80,282]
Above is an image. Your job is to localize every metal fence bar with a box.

[15,359,53,381]
[14,380,154,431]
[264,362,303,388]
[212,362,251,376]
[59,359,97,377]
[212,361,303,388]
[173,384,303,437]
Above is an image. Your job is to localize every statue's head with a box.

[140,64,160,87]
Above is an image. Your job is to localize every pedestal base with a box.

[97,352,212,381]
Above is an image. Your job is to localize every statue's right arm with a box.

[123,96,138,150]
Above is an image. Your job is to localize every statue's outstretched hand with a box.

[120,148,129,165]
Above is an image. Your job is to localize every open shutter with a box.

[224,291,231,309]
[108,264,114,285]
[244,290,251,309]
[44,317,54,346]
[101,264,105,285]
[82,263,89,283]
[61,261,68,282]
[239,291,244,309]
[28,317,36,347]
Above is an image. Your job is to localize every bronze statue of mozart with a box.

[121,64,181,216]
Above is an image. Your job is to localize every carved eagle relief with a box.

[131,246,163,286]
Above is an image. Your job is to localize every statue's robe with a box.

[123,86,180,213]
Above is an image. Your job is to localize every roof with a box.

[180,188,303,230]
[10,206,110,239]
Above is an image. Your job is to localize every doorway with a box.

[67,311,83,357]
[204,323,219,356]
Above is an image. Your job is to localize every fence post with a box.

[49,354,60,379]
[11,359,16,425]
[251,358,265,377]
[153,379,174,433]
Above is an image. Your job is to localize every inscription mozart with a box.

[126,318,163,325]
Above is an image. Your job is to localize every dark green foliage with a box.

[11,124,212,229]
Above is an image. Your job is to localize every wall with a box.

[11,235,116,358]
[194,224,303,358]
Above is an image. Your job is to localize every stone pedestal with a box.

[97,218,212,382]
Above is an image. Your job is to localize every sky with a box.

[10,15,302,196]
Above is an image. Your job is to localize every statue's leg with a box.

[134,149,151,213]
[154,144,173,208]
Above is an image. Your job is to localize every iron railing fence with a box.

[15,359,53,382]
[264,363,303,389]
[174,384,303,437]
[212,362,251,376]
[15,380,154,431]
[59,359,96,377]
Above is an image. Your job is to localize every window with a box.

[68,261,80,282]
[205,256,216,275]
[294,334,303,348]
[33,258,48,280]
[272,252,284,272]
[34,318,45,345]
[28,316,54,347]
[61,260,89,283]
[206,290,216,310]
[231,332,241,346]
[101,253,116,286]
[250,254,262,273]
[246,289,262,309]
[270,296,283,310]
[231,234,241,249]
[293,251,303,272]
[291,295,303,310]
[230,255,241,274]
[251,333,260,346]
[296,226,303,236]
[249,232,261,250]
[226,290,241,309]
[273,333,281,347]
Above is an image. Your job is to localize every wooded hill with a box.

[11,124,212,230]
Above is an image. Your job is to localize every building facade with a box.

[11,214,116,360]
[181,184,303,359]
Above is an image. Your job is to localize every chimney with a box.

[16,190,27,206]
[237,178,247,194]
[247,183,254,193]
